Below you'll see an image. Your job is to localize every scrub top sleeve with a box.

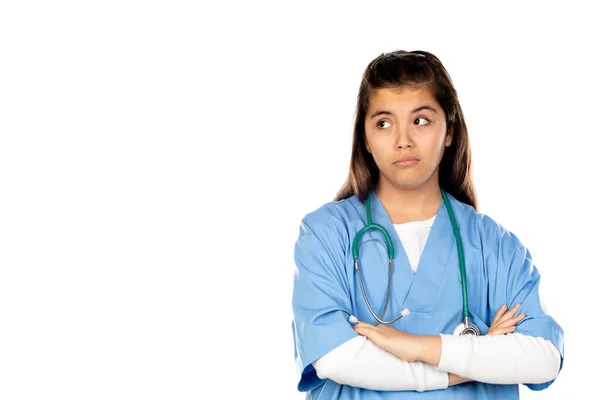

[495,234,565,391]
[291,213,358,392]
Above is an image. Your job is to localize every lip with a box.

[393,156,419,167]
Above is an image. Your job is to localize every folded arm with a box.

[316,329,560,390]
[432,333,561,384]
[313,335,453,392]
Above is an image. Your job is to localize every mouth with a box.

[393,156,419,167]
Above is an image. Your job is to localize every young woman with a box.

[291,50,563,399]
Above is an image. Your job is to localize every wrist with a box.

[415,334,442,366]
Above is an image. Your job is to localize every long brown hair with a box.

[333,50,478,211]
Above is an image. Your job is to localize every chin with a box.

[388,173,434,190]
[379,168,436,190]
[396,182,425,191]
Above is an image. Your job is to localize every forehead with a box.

[368,86,440,112]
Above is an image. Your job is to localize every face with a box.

[364,86,452,191]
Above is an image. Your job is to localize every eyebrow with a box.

[368,104,438,120]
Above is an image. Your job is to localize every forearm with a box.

[313,335,449,392]
[414,333,560,385]
[412,336,473,385]
[415,335,443,366]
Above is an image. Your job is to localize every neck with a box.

[374,179,443,224]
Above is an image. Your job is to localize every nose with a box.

[395,124,415,149]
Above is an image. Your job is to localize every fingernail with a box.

[501,304,507,309]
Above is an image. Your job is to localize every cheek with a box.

[423,134,447,154]
[369,141,393,165]
[365,134,384,155]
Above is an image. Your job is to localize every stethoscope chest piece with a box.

[453,319,481,336]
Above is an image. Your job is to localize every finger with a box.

[496,303,521,325]
[491,304,507,326]
[489,326,517,335]
[494,313,526,329]
[353,322,374,334]
[353,324,373,337]
[496,313,526,326]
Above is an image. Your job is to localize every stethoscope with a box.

[349,187,480,336]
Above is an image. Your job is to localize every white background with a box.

[0,1,597,399]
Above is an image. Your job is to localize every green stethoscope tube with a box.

[440,188,470,320]
[351,187,477,334]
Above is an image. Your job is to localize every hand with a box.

[352,322,422,362]
[487,303,526,335]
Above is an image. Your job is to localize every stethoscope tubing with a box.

[352,187,476,334]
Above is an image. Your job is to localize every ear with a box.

[365,139,371,154]
[445,127,453,147]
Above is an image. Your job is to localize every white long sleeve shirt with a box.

[313,215,561,391]
[314,333,560,391]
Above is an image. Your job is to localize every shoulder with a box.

[297,195,361,246]
[448,193,524,257]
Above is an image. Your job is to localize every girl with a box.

[291,50,563,399]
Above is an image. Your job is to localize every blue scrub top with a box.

[291,191,564,399]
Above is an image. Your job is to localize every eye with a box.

[414,117,430,126]
[377,120,391,129]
